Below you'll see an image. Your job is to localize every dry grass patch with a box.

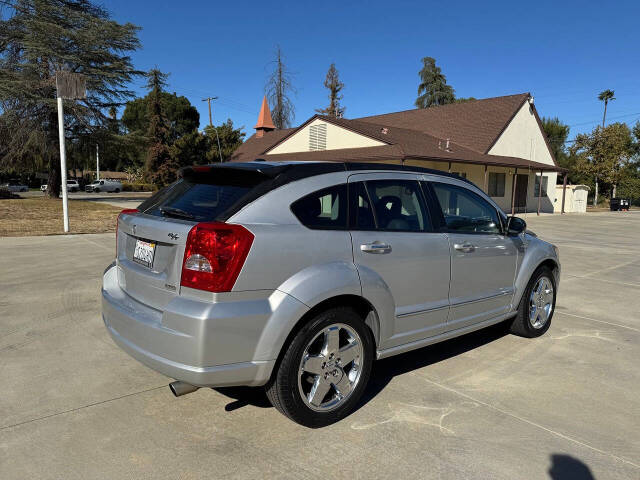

[0,198,122,237]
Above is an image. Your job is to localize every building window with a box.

[488,172,505,197]
[451,172,467,179]
[535,174,548,197]
[309,123,327,151]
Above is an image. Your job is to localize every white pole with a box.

[57,96,69,233]
[96,144,100,181]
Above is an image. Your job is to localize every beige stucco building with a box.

[232,94,568,214]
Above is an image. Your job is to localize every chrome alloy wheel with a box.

[297,323,364,412]
[529,276,554,329]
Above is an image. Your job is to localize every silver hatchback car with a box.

[103,161,559,427]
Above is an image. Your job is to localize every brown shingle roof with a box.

[229,93,564,172]
[356,93,529,154]
[230,128,295,162]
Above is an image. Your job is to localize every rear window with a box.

[139,170,268,222]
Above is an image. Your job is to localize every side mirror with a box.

[507,216,526,235]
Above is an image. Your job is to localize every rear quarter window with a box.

[290,184,347,230]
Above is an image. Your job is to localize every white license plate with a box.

[133,239,156,268]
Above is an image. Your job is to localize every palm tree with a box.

[592,89,616,206]
[598,89,615,127]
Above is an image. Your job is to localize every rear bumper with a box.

[104,319,274,386]
[102,265,284,387]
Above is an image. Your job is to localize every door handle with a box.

[454,242,476,253]
[361,242,392,254]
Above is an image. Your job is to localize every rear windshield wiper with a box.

[159,206,195,220]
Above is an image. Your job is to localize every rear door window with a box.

[290,184,347,230]
[349,181,376,230]
[365,180,431,232]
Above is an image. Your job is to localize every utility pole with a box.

[202,97,223,162]
[96,144,100,181]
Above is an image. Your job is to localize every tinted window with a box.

[431,182,501,234]
[488,172,505,197]
[141,179,255,222]
[350,181,375,230]
[534,174,548,197]
[291,184,347,230]
[365,180,430,231]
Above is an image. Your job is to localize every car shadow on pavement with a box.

[548,454,595,480]
[355,321,510,411]
[213,321,510,415]
[213,386,273,412]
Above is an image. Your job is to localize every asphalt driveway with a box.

[1,212,638,479]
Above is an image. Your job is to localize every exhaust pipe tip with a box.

[169,381,199,397]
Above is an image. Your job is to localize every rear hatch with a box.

[116,166,279,310]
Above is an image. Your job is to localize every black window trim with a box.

[348,179,435,233]
[422,180,506,236]
[348,180,377,231]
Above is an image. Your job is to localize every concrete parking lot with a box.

[1,212,638,479]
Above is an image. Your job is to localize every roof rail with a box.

[343,162,475,185]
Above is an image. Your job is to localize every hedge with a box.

[122,182,157,192]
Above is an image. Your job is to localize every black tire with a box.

[509,266,556,338]
[114,188,120,193]
[94,188,100,193]
[266,307,374,428]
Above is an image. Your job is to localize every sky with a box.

[107,0,640,143]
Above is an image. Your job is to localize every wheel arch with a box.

[264,293,381,384]
[514,255,560,308]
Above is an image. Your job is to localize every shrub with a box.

[122,182,156,192]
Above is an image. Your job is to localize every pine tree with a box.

[316,64,345,117]
[143,68,175,186]
[415,57,455,109]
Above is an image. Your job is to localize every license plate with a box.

[133,239,156,268]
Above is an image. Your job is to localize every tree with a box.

[204,119,245,162]
[588,89,617,204]
[598,89,615,127]
[316,63,345,117]
[0,0,141,197]
[122,91,199,142]
[415,57,455,108]
[570,123,633,201]
[265,46,295,129]
[169,129,208,169]
[541,117,570,164]
[143,68,175,186]
[454,97,476,104]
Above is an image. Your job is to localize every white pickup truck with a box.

[40,180,81,192]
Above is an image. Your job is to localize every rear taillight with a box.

[116,209,139,256]
[180,222,254,293]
